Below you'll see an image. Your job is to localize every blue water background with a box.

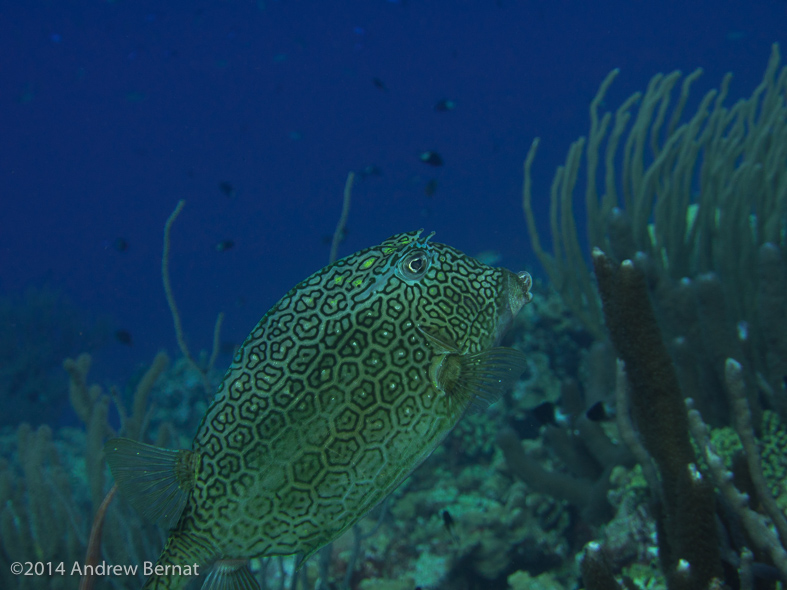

[1,0,785,423]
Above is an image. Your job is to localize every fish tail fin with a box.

[103,437,198,530]
[142,533,212,590]
[203,559,261,590]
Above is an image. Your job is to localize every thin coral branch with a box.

[330,172,354,264]
[162,200,221,395]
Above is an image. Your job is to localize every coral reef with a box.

[2,46,786,590]
[518,43,787,590]
[524,44,787,430]
[0,349,178,590]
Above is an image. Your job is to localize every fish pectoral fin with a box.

[416,324,461,353]
[443,347,528,413]
[103,437,197,530]
[203,560,260,590]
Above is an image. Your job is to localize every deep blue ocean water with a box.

[1,0,785,425]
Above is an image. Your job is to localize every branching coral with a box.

[519,44,787,590]
[523,44,787,427]
[688,359,787,583]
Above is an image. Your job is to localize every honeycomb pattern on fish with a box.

[137,230,531,587]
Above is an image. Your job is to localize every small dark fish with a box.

[219,341,239,356]
[532,401,558,426]
[322,227,348,246]
[474,250,502,266]
[372,77,387,91]
[216,240,235,252]
[531,401,570,427]
[442,509,456,541]
[115,329,133,346]
[219,181,236,198]
[420,151,444,167]
[585,401,614,422]
[726,30,748,42]
[113,237,129,252]
[358,165,383,179]
[434,99,456,112]
[424,178,438,197]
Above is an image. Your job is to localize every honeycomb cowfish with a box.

[105,230,533,589]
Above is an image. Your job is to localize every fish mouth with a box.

[516,271,533,304]
[492,269,534,344]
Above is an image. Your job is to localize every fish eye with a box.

[407,256,424,273]
[398,250,429,282]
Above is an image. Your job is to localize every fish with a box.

[434,99,456,112]
[114,329,133,346]
[420,151,444,166]
[104,229,533,589]
[531,401,570,427]
[219,341,239,356]
[113,237,129,252]
[372,77,387,91]
[442,509,457,542]
[585,400,614,422]
[216,240,235,252]
[219,181,236,198]
[321,227,348,246]
[424,178,438,197]
[358,165,383,178]
[473,250,502,266]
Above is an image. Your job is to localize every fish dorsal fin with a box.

[202,560,260,590]
[103,437,197,530]
[436,347,528,416]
